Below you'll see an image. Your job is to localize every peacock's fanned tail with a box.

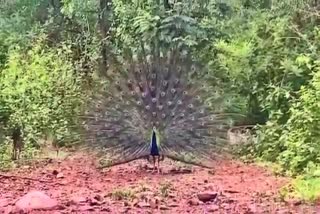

[81,46,239,168]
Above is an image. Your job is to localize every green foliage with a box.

[280,164,320,203]
[1,0,320,177]
[207,1,320,175]
[0,37,85,160]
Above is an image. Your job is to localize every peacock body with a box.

[82,45,238,169]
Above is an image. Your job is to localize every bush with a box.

[0,37,85,159]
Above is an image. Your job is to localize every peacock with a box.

[81,44,240,173]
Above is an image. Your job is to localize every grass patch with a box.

[110,188,136,201]
[280,176,320,203]
[159,180,172,197]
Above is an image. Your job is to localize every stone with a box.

[56,173,64,178]
[188,198,199,206]
[15,191,58,212]
[197,192,218,202]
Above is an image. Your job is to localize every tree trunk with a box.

[98,0,111,76]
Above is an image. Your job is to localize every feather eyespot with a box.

[128,79,133,84]
[145,105,150,110]
[142,92,147,98]
[161,113,166,118]
[200,109,205,114]
[188,104,193,108]
[183,91,188,95]
[196,95,201,100]
[161,92,166,97]
[152,98,157,103]
[177,100,182,105]
[162,81,168,86]
[151,73,156,79]
[115,81,120,85]
[152,112,157,117]
[167,101,172,106]
[170,89,176,94]
[130,91,135,96]
[137,101,142,105]
[177,66,182,72]
[174,79,179,84]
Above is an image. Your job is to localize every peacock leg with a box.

[157,156,161,174]
[152,156,156,173]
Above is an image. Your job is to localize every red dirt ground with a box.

[0,153,319,214]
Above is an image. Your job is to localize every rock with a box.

[225,189,240,194]
[0,198,10,207]
[286,199,302,206]
[159,205,169,210]
[188,198,199,206]
[94,194,103,202]
[2,205,14,214]
[56,173,64,178]
[79,205,95,211]
[149,199,157,209]
[168,193,176,198]
[70,196,87,205]
[207,204,219,212]
[89,198,102,206]
[15,191,58,212]
[168,203,179,207]
[197,192,217,202]
[208,170,215,175]
[101,207,111,212]
[180,168,192,173]
[137,201,150,208]
[52,170,59,175]
[131,198,140,207]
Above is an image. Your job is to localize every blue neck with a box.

[150,130,159,156]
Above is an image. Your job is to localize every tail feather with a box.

[81,45,242,168]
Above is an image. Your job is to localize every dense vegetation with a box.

[1,0,320,197]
